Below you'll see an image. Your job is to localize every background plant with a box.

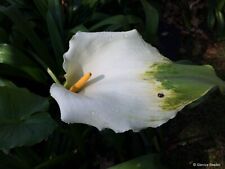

[0,0,224,169]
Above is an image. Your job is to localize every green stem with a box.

[47,68,61,84]
[29,52,61,84]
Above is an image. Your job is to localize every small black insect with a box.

[158,93,164,98]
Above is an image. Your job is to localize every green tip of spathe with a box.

[144,62,225,111]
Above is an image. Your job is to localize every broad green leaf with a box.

[144,63,225,110]
[0,44,48,83]
[141,0,159,42]
[89,15,142,31]
[108,154,167,169]
[0,85,56,149]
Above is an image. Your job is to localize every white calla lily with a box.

[50,29,225,133]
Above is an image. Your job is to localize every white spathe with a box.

[50,29,181,133]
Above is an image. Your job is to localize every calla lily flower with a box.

[50,29,225,133]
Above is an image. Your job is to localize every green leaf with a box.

[6,0,29,6]
[108,154,167,169]
[140,0,159,42]
[81,0,99,8]
[45,0,65,70]
[0,44,48,83]
[0,6,56,72]
[215,10,225,35]
[33,0,48,18]
[70,24,89,34]
[0,85,56,149]
[207,10,216,29]
[46,11,64,68]
[0,44,36,66]
[47,0,64,34]
[90,12,110,21]
[0,78,16,87]
[216,0,225,11]
[89,15,142,31]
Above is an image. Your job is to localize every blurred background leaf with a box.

[89,14,142,31]
[0,44,47,84]
[141,0,159,43]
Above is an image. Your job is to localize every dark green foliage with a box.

[0,0,224,169]
[207,0,225,37]
[0,44,47,83]
[141,0,159,43]
[0,80,56,149]
[108,154,167,169]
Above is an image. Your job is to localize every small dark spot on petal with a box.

[158,93,164,98]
